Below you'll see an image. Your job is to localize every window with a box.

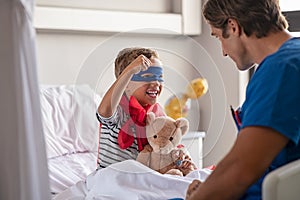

[280,0,300,34]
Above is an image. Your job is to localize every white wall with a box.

[191,19,239,166]
[36,1,240,167]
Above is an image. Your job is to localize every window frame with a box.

[34,0,202,35]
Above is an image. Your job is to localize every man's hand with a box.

[186,179,202,199]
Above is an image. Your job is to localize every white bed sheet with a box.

[48,151,97,195]
[53,160,212,200]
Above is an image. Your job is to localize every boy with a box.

[97,47,186,170]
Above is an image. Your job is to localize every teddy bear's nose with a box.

[157,136,170,147]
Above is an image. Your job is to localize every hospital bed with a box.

[41,84,211,199]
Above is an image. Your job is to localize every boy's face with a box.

[126,58,164,106]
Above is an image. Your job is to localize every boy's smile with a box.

[127,81,162,106]
[146,87,159,98]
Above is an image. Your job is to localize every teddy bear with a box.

[136,112,196,176]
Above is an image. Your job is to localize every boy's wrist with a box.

[120,66,138,79]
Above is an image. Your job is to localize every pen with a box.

[230,105,242,131]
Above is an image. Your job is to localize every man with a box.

[186,0,300,199]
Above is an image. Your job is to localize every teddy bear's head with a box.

[146,112,189,154]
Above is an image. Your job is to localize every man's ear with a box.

[227,18,242,36]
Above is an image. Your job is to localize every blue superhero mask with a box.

[131,66,164,82]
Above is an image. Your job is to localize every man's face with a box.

[210,23,255,71]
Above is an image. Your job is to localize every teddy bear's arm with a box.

[136,144,153,166]
[141,144,153,153]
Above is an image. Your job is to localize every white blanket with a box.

[53,160,212,200]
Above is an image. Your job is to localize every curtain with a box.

[0,0,50,199]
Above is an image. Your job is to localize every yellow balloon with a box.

[164,93,189,119]
[185,78,208,99]
[164,77,208,119]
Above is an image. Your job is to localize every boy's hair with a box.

[114,47,159,78]
[202,0,288,38]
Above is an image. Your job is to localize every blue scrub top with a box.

[236,38,300,200]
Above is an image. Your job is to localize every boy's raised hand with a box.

[127,54,152,74]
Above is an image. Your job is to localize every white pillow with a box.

[40,84,101,159]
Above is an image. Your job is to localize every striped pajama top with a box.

[96,105,140,169]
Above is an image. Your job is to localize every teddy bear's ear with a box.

[146,112,156,125]
[175,118,189,136]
